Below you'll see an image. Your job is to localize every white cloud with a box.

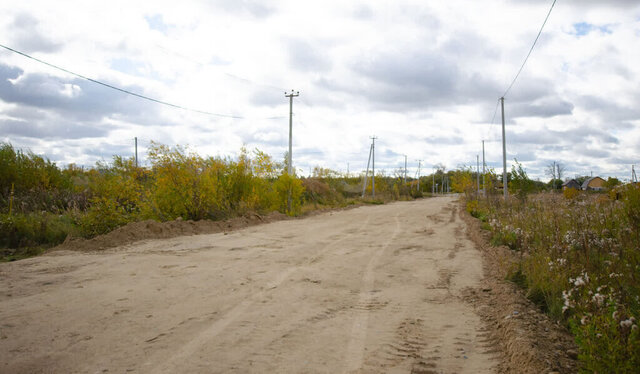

[0,0,639,181]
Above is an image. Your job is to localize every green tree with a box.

[509,159,535,201]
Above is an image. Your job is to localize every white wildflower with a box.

[592,293,606,306]
[557,258,566,266]
[620,319,634,328]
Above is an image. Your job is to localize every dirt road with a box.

[1,197,497,373]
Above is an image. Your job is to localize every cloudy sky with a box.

[1,0,639,181]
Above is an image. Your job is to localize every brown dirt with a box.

[0,197,579,373]
[460,202,579,374]
[1,197,496,373]
[55,211,289,252]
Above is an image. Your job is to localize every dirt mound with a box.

[55,212,288,252]
[461,205,578,374]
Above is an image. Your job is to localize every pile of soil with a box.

[461,206,579,373]
[55,211,288,252]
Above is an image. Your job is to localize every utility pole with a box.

[482,140,486,195]
[476,155,480,199]
[500,97,508,199]
[362,143,373,198]
[432,172,435,195]
[633,165,637,183]
[416,160,422,192]
[285,90,299,175]
[371,136,377,198]
[404,155,407,184]
[134,137,138,168]
[347,162,349,177]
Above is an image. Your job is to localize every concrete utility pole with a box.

[633,165,637,183]
[285,90,299,175]
[482,140,486,195]
[500,97,508,199]
[416,160,422,192]
[134,137,138,168]
[371,136,377,198]
[404,155,407,184]
[476,155,480,199]
[362,143,373,198]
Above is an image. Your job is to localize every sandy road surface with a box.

[1,197,496,373]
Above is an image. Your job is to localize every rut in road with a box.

[146,213,374,373]
[0,196,497,374]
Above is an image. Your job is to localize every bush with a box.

[273,173,305,215]
[563,187,579,200]
[0,212,76,249]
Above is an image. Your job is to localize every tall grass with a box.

[0,141,417,261]
[471,187,640,372]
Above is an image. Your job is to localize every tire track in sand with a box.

[344,214,401,372]
[146,213,373,373]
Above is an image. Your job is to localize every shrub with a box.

[0,212,76,249]
[563,187,579,200]
[273,173,305,215]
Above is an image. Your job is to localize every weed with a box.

[471,191,640,370]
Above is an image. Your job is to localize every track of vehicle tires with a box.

[0,196,496,373]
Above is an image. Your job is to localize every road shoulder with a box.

[460,201,579,374]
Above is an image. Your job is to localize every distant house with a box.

[581,176,606,191]
[562,179,581,190]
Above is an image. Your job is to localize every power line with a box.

[0,43,245,119]
[502,0,557,98]
[490,98,500,125]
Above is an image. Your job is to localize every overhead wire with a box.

[0,43,286,120]
[501,0,557,98]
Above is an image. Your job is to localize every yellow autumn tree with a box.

[147,142,219,220]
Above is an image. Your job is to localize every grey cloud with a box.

[582,147,611,158]
[83,143,133,159]
[320,44,504,112]
[510,97,574,118]
[509,126,619,147]
[609,157,640,165]
[0,63,173,128]
[0,63,182,143]
[287,40,332,73]
[541,144,570,152]
[249,87,283,107]
[11,13,62,53]
[577,95,640,127]
[422,135,465,145]
[242,130,284,147]
[0,118,107,139]
[511,152,536,162]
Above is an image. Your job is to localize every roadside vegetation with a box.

[462,161,640,373]
[1,142,428,261]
